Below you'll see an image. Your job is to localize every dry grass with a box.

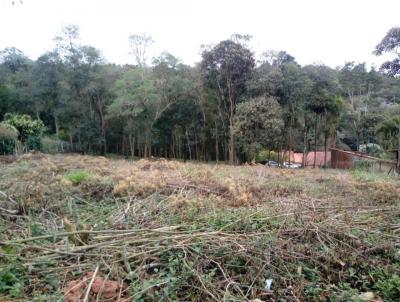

[0,153,399,301]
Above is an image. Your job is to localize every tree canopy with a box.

[0,25,399,164]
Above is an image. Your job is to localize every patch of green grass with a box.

[0,263,25,298]
[370,268,400,301]
[350,169,390,182]
[65,170,91,185]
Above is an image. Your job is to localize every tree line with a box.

[1,25,400,164]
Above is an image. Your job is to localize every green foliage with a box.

[0,123,18,140]
[2,113,45,151]
[374,27,400,76]
[0,263,24,298]
[350,168,388,181]
[26,135,42,151]
[129,249,194,301]
[376,116,400,150]
[234,96,283,160]
[0,122,18,154]
[362,267,400,301]
[29,223,46,237]
[354,159,374,171]
[201,39,255,162]
[40,136,71,154]
[359,143,385,158]
[1,27,400,162]
[0,85,15,120]
[304,285,324,301]
[256,149,278,162]
[65,170,91,184]
[3,113,44,141]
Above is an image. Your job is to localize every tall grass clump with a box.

[65,170,91,185]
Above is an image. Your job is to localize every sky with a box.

[0,0,399,68]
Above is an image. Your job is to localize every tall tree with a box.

[374,27,400,76]
[233,96,283,161]
[201,39,255,164]
[128,33,154,69]
[32,51,64,136]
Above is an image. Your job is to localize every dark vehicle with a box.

[266,160,279,167]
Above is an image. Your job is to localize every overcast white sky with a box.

[0,0,399,68]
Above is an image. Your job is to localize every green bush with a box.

[26,135,42,151]
[256,149,278,162]
[0,263,24,298]
[359,143,386,158]
[3,113,45,151]
[41,136,72,154]
[371,269,400,301]
[0,123,18,155]
[0,138,16,155]
[354,159,374,171]
[65,170,91,185]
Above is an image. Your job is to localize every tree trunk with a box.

[314,113,318,168]
[324,133,328,168]
[229,123,235,165]
[129,134,135,158]
[215,122,219,163]
[397,126,400,172]
[303,127,308,167]
[288,113,294,166]
[144,129,151,158]
[354,119,360,152]
[324,112,328,168]
[54,113,60,138]
[185,129,192,161]
[99,111,107,156]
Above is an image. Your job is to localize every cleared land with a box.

[0,154,399,301]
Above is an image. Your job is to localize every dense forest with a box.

[1,25,400,164]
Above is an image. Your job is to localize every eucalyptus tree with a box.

[52,25,109,153]
[0,85,14,120]
[201,39,255,164]
[337,62,384,149]
[108,67,159,157]
[249,52,312,163]
[304,64,341,166]
[0,47,29,74]
[128,33,154,69]
[279,61,312,163]
[32,51,64,136]
[83,64,120,154]
[374,27,400,76]
[306,90,343,167]
[0,47,34,116]
[152,53,198,158]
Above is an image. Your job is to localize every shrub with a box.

[359,143,386,158]
[354,159,374,171]
[26,136,42,151]
[3,113,45,151]
[256,149,279,163]
[65,170,91,185]
[0,263,24,298]
[41,136,72,154]
[0,123,18,155]
[369,268,400,301]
